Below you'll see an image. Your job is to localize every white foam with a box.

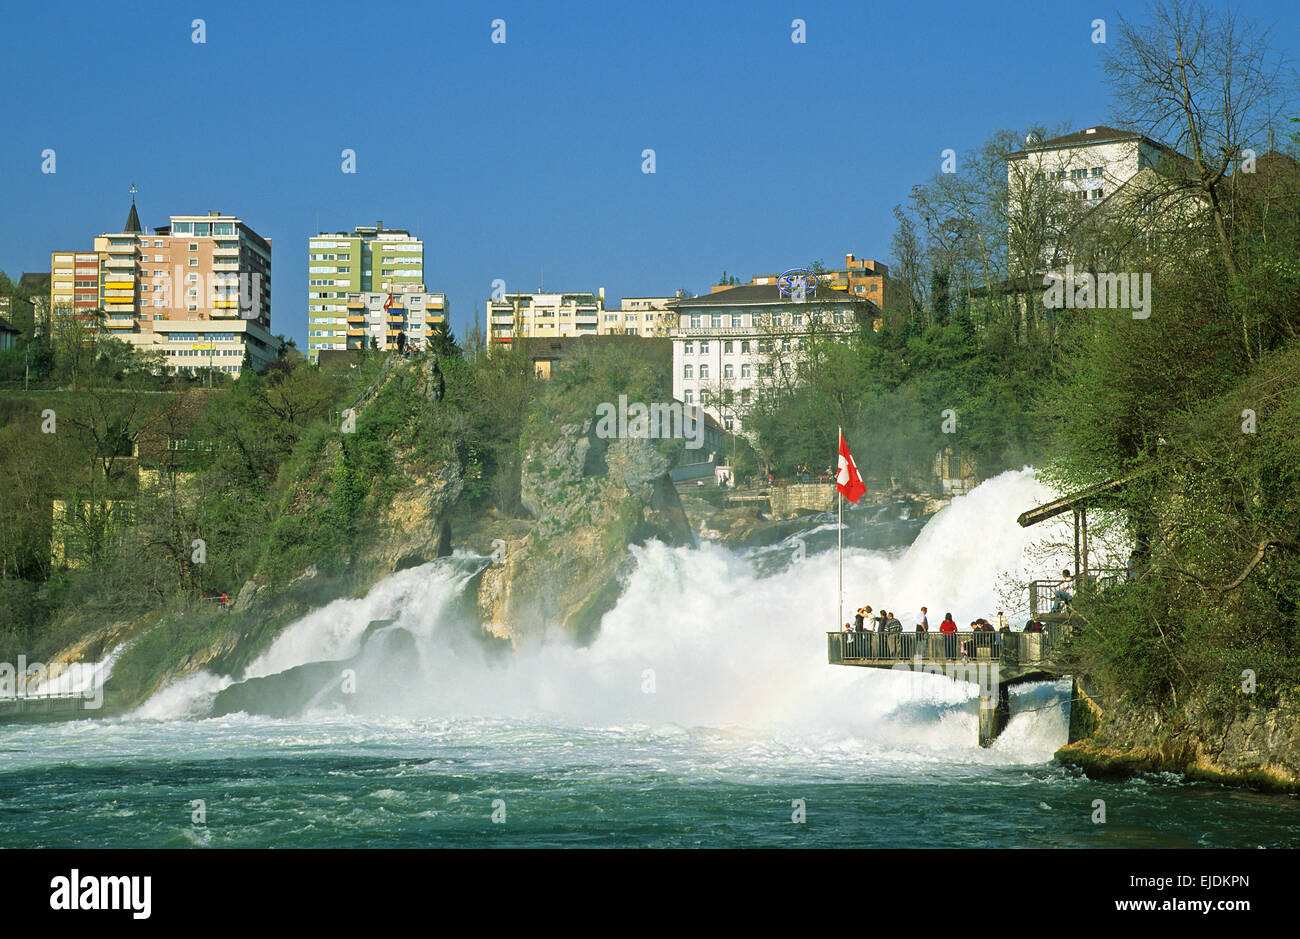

[135,469,1090,763]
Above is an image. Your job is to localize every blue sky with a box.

[2,0,1297,347]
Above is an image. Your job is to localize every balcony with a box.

[212,261,240,272]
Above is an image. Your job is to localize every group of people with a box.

[841,602,1046,658]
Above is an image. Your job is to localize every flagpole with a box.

[838,425,843,633]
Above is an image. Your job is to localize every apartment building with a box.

[51,201,277,376]
[1005,125,1200,269]
[49,250,103,316]
[1006,126,1188,203]
[486,289,606,346]
[340,285,448,352]
[307,222,425,361]
[671,285,873,434]
[749,254,891,311]
[601,296,680,337]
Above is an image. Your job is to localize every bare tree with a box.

[1104,0,1291,299]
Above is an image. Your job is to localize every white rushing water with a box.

[136,468,1102,763]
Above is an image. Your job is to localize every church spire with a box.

[124,183,141,233]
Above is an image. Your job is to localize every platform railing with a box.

[1029,569,1129,616]
[828,625,1072,670]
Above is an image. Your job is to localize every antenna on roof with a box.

[1026,132,1040,145]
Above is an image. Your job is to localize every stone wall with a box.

[769,482,835,519]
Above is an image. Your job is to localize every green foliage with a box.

[746,316,1050,482]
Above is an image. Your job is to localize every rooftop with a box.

[1008,125,1184,160]
[671,284,875,307]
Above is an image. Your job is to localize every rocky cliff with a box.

[477,419,691,643]
[1056,683,1300,792]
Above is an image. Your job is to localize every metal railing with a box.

[1028,568,1128,616]
[0,693,91,721]
[742,474,833,490]
[828,625,1072,670]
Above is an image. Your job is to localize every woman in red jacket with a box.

[939,613,958,658]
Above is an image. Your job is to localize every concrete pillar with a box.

[978,682,1010,748]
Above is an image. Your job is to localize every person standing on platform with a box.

[914,607,929,658]
[939,612,958,658]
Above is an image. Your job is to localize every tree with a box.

[929,267,951,326]
[889,205,928,319]
[1104,0,1292,354]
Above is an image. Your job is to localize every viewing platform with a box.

[827,620,1072,684]
[826,618,1075,747]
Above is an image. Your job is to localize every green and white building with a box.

[307,222,425,361]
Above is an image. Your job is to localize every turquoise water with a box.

[2,715,1296,848]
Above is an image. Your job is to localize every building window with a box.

[189,243,198,250]
[683,341,694,354]
[1091,167,1102,177]
[699,341,709,354]
[188,259,198,267]
[710,314,722,327]
[741,363,752,378]
[684,364,693,379]
[724,364,734,378]
[730,314,742,327]
[741,340,750,354]
[724,341,733,353]
[690,314,701,328]
[699,364,709,380]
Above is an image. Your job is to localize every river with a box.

[2,469,1296,847]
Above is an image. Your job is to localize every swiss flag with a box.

[836,431,866,503]
[383,291,394,311]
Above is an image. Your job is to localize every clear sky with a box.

[2,0,1296,347]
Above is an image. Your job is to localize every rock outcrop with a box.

[1056,686,1300,791]
[374,460,462,573]
[478,420,691,643]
